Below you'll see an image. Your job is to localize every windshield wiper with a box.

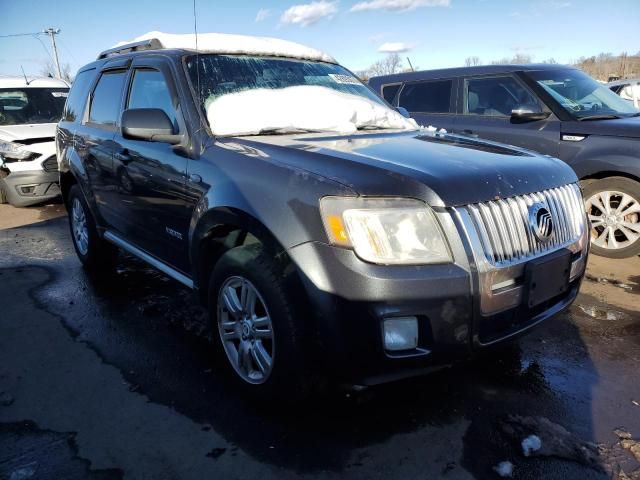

[255,127,324,136]
[577,114,621,121]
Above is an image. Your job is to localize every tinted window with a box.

[382,84,401,104]
[63,69,94,122]
[89,70,127,126]
[465,76,539,117]
[127,69,177,127]
[398,80,452,113]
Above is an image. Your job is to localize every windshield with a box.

[186,55,415,136]
[0,88,69,126]
[527,69,638,119]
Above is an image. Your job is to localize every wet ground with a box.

[0,202,639,480]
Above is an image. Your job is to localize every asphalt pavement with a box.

[0,202,639,480]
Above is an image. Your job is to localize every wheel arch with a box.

[190,207,305,308]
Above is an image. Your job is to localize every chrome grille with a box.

[466,184,585,266]
[42,155,59,173]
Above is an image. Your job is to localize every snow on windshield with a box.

[205,85,419,136]
[114,31,336,64]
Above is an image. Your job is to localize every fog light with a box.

[383,317,418,351]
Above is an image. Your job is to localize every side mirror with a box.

[396,106,411,118]
[121,108,182,144]
[510,105,550,123]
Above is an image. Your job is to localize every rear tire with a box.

[583,177,640,259]
[0,171,8,204]
[208,244,309,400]
[67,185,118,270]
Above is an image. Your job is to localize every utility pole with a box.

[43,27,62,79]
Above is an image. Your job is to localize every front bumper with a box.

[1,170,60,207]
[287,211,588,386]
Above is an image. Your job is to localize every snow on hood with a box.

[113,31,336,64]
[0,123,57,142]
[206,86,419,136]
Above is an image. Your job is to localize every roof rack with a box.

[97,38,163,60]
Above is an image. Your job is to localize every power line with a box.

[0,32,45,38]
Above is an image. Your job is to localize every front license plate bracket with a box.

[524,249,572,308]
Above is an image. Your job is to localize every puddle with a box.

[577,305,630,321]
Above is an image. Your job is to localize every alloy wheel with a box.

[217,276,275,384]
[585,190,640,250]
[71,197,89,256]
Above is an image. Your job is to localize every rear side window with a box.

[398,79,452,113]
[381,84,401,104]
[127,69,177,127]
[62,69,95,122]
[88,70,127,126]
[465,76,539,117]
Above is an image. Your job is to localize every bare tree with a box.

[491,53,533,65]
[39,60,73,82]
[464,56,481,67]
[365,54,404,78]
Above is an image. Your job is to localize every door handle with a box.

[114,150,132,164]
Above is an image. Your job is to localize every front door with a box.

[111,62,193,273]
[454,74,560,156]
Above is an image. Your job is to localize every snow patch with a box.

[113,31,336,64]
[493,461,514,477]
[205,85,419,136]
[522,434,542,457]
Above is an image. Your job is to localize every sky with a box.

[1,0,639,78]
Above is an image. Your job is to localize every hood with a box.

[562,116,640,138]
[0,123,57,143]
[230,131,577,207]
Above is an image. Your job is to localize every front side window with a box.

[526,68,638,119]
[0,87,68,126]
[465,76,539,117]
[88,70,127,126]
[398,80,452,114]
[127,69,177,127]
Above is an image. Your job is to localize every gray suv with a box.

[370,65,640,258]
[57,34,588,397]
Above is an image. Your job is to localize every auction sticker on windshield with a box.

[329,74,362,85]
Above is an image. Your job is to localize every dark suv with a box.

[57,34,588,396]
[370,65,640,258]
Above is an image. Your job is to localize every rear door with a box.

[110,58,193,272]
[396,78,458,132]
[453,74,560,156]
[75,66,129,230]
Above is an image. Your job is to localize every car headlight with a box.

[0,140,35,161]
[320,196,452,265]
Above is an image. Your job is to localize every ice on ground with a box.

[522,434,542,457]
[206,85,419,137]
[493,461,514,477]
[113,31,336,64]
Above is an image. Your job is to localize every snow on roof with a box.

[0,76,70,89]
[205,85,418,137]
[113,31,337,64]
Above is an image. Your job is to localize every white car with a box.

[0,76,69,207]
[608,77,640,109]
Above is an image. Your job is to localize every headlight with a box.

[320,196,452,265]
[0,140,34,161]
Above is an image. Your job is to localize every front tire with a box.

[583,177,640,258]
[67,185,118,270]
[208,244,308,399]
